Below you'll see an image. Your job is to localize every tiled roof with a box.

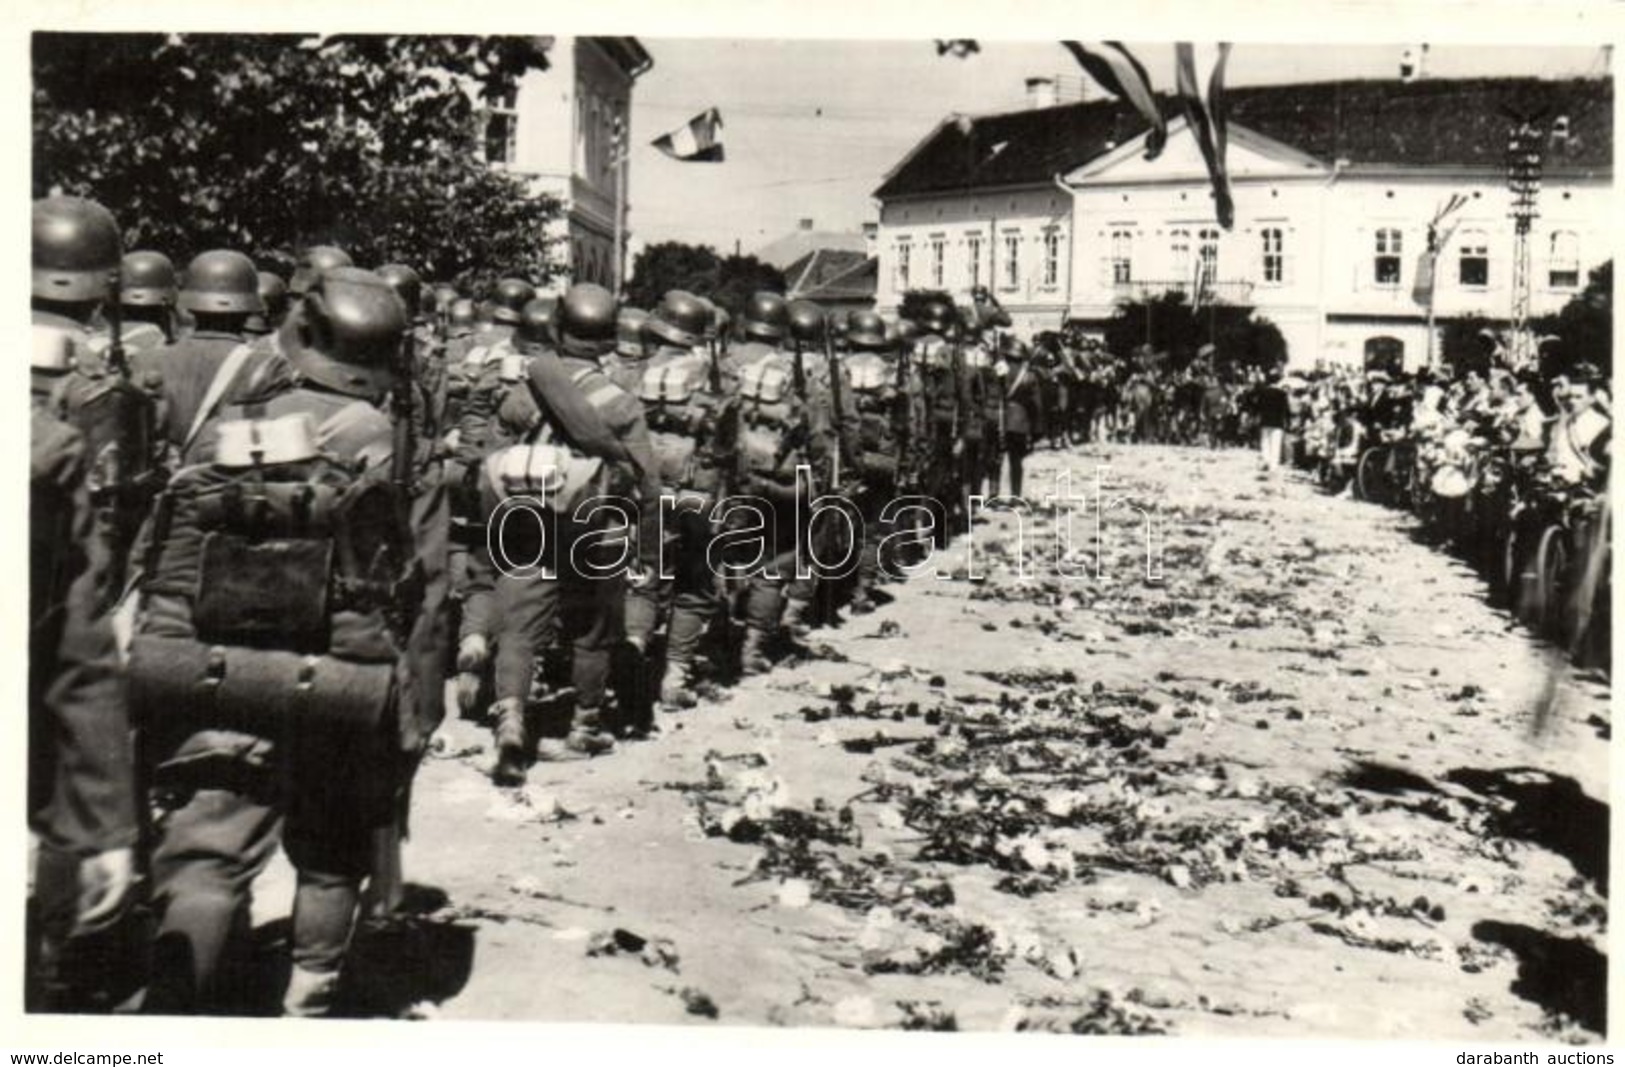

[874,76,1612,198]
[788,250,877,302]
[753,230,869,272]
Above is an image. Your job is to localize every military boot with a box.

[282,966,340,1018]
[455,633,489,716]
[660,659,699,710]
[781,597,815,641]
[740,627,772,675]
[565,706,616,757]
[490,697,528,786]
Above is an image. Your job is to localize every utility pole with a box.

[1505,111,1545,369]
[611,108,627,299]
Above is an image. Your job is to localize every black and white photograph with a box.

[18,3,1617,1054]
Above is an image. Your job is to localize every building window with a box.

[1110,229,1133,285]
[1548,230,1580,289]
[966,233,983,289]
[1196,228,1220,290]
[1042,229,1061,288]
[896,240,911,290]
[1457,230,1489,288]
[1261,227,1284,285]
[485,88,519,165]
[1374,228,1403,287]
[573,85,588,175]
[929,235,945,288]
[1002,232,1020,289]
[1169,228,1191,286]
[1364,336,1404,374]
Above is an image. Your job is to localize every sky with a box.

[624,42,1609,257]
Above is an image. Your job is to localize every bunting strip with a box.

[1176,43,1234,229]
[1061,41,1167,160]
[652,107,725,162]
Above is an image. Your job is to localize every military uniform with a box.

[133,269,432,1017]
[627,301,736,705]
[29,406,138,1012]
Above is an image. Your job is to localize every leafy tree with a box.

[1439,314,1501,378]
[623,241,785,316]
[33,32,561,294]
[897,289,955,324]
[1532,260,1612,380]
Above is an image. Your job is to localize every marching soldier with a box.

[477,287,662,778]
[134,267,431,1016]
[908,295,973,543]
[994,336,1045,500]
[628,290,736,708]
[28,201,139,1013]
[288,244,353,297]
[137,249,287,459]
[32,196,163,611]
[726,292,814,672]
[842,310,922,613]
[92,251,177,359]
[245,271,290,337]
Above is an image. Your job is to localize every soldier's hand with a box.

[75,847,134,934]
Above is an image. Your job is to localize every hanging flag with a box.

[652,108,724,162]
[935,39,980,58]
[1060,41,1167,160]
[1176,43,1234,230]
[1412,194,1467,306]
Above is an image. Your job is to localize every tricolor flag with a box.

[1412,192,1468,306]
[1061,41,1167,160]
[1176,43,1234,230]
[652,108,724,162]
[935,39,980,58]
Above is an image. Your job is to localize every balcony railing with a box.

[1114,278,1256,304]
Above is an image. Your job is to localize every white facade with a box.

[875,112,1611,371]
[874,185,1074,337]
[491,37,651,290]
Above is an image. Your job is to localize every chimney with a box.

[1399,44,1428,82]
[1025,76,1058,110]
[798,218,815,231]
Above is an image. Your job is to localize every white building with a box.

[486,36,653,290]
[874,75,1612,370]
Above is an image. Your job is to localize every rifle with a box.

[823,323,851,491]
[892,337,916,492]
[370,324,419,919]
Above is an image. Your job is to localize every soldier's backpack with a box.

[638,356,722,502]
[127,405,416,746]
[845,352,900,480]
[734,357,805,488]
[448,339,516,465]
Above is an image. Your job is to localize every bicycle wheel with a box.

[1356,447,1388,505]
[1534,524,1572,642]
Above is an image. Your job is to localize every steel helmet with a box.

[787,299,826,345]
[893,319,920,347]
[643,290,709,349]
[281,267,407,401]
[258,272,289,315]
[449,297,477,330]
[33,196,123,302]
[692,296,720,342]
[828,309,851,339]
[120,251,177,307]
[289,245,353,295]
[517,295,561,348]
[616,307,649,357]
[846,310,891,351]
[433,284,460,315]
[376,263,424,317]
[491,277,536,325]
[179,250,264,315]
[556,284,618,341]
[739,291,788,343]
[917,296,957,336]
